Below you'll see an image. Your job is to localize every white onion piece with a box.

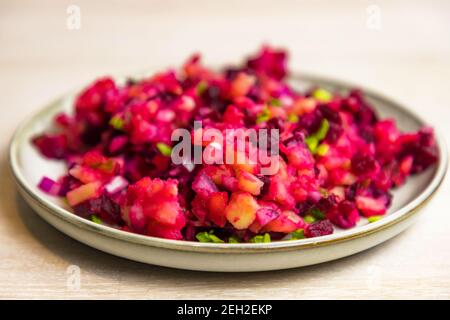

[105,176,129,194]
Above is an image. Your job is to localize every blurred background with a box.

[0,0,449,298]
[1,0,450,124]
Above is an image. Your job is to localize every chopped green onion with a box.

[109,116,124,130]
[196,230,224,243]
[90,215,102,224]
[156,142,172,157]
[316,143,330,156]
[228,235,241,243]
[256,108,271,124]
[305,119,330,154]
[313,88,332,103]
[305,136,319,153]
[208,233,224,243]
[289,229,305,240]
[316,119,330,140]
[368,216,382,223]
[196,232,211,242]
[304,215,316,224]
[287,114,299,123]
[269,98,282,107]
[196,81,208,96]
[310,208,325,220]
[250,233,271,243]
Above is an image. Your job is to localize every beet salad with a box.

[32,46,438,243]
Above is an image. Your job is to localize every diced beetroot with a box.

[290,174,318,202]
[192,170,219,198]
[148,201,186,227]
[391,155,413,186]
[74,194,122,224]
[191,195,208,221]
[223,105,245,125]
[398,128,438,173]
[305,220,334,238]
[264,210,305,233]
[264,176,295,208]
[147,221,183,240]
[123,178,186,238]
[255,203,280,226]
[32,134,67,159]
[207,192,228,227]
[54,112,72,128]
[327,200,360,229]
[249,202,281,233]
[75,77,116,112]
[129,116,157,144]
[374,119,400,163]
[285,144,315,170]
[109,135,128,154]
[328,168,357,186]
[127,205,147,234]
[355,195,387,217]
[38,177,62,196]
[247,46,288,80]
[351,153,377,176]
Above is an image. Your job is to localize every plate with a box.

[9,73,448,272]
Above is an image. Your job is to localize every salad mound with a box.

[32,46,438,243]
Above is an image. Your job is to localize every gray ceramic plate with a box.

[9,73,447,272]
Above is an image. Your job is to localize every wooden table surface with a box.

[1,0,449,299]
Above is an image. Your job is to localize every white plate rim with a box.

[9,72,448,254]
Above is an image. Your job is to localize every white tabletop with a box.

[0,0,449,299]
